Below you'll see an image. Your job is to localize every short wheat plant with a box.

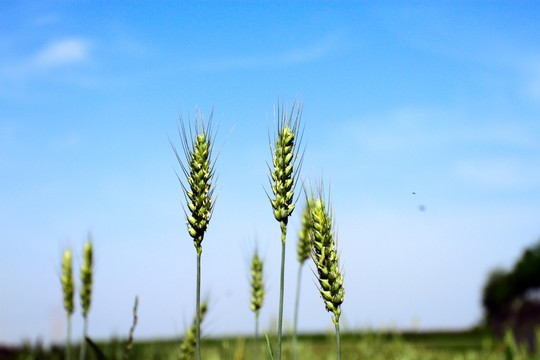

[61,249,75,360]
[292,198,314,360]
[266,100,303,360]
[179,301,208,360]
[171,109,218,360]
[79,238,93,360]
[123,296,139,360]
[250,250,265,360]
[310,191,345,360]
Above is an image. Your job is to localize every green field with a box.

[3,328,537,360]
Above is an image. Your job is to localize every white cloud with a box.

[32,38,90,69]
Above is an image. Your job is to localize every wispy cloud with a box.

[51,132,81,151]
[527,60,540,101]
[455,158,540,190]
[345,107,538,154]
[1,37,92,80]
[194,34,339,71]
[32,38,90,69]
[33,13,61,27]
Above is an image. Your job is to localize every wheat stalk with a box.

[310,190,344,360]
[79,236,93,360]
[61,249,75,360]
[293,198,314,360]
[123,295,139,360]
[171,109,218,360]
[267,99,303,360]
[250,250,265,360]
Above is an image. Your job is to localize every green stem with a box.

[292,263,303,360]
[335,322,341,360]
[196,251,202,360]
[80,316,88,360]
[277,223,287,360]
[254,312,259,360]
[66,314,72,360]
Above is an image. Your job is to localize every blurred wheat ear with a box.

[79,236,93,360]
[171,108,218,360]
[179,301,208,360]
[61,248,75,360]
[250,249,265,360]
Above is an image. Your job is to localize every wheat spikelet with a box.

[297,198,314,264]
[80,238,93,317]
[61,249,75,315]
[311,196,344,325]
[250,251,265,315]
[179,301,208,360]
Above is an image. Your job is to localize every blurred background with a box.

[1,0,540,348]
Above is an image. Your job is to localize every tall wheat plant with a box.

[79,237,93,360]
[172,109,218,360]
[310,189,345,360]
[267,100,303,360]
[293,198,314,360]
[250,249,265,360]
[61,249,75,360]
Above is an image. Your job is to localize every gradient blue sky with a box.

[2,1,540,345]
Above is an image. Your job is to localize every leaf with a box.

[263,328,274,360]
[85,336,109,360]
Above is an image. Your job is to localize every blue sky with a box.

[2,1,540,345]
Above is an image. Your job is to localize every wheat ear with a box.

[267,99,303,360]
[293,198,314,360]
[250,250,265,360]
[171,109,217,360]
[61,249,75,360]
[79,237,93,360]
[310,192,344,360]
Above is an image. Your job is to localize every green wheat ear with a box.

[171,110,217,255]
[80,238,93,317]
[62,249,75,315]
[79,236,94,360]
[250,251,265,315]
[61,248,75,360]
[250,249,265,360]
[179,301,208,360]
[310,195,344,325]
[268,100,304,229]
